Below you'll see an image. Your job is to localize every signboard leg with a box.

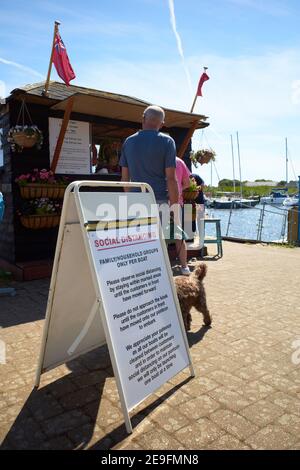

[34,289,55,389]
[124,410,133,434]
[189,363,195,378]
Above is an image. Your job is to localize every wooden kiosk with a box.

[0,81,209,279]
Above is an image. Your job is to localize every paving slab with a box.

[1,242,300,449]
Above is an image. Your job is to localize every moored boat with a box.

[208,192,260,209]
[260,188,288,205]
[283,194,299,207]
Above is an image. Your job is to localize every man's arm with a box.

[165,167,179,207]
[164,137,178,206]
[121,166,130,192]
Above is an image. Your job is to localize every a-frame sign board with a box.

[35,181,194,433]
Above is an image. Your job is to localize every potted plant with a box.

[15,169,69,199]
[183,177,201,203]
[7,125,43,152]
[18,198,62,229]
[190,149,216,167]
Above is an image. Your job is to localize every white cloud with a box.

[0,57,43,79]
[74,47,300,182]
[189,50,300,129]
[226,0,292,17]
[167,0,193,95]
[76,48,300,126]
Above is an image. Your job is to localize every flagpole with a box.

[190,67,208,113]
[190,93,198,113]
[43,21,61,96]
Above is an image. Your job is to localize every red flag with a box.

[52,31,76,86]
[197,72,210,97]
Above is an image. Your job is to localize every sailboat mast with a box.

[236,131,243,198]
[230,134,236,193]
[285,137,288,184]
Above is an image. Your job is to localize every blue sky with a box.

[1,0,300,183]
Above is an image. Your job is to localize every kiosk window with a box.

[91,123,136,175]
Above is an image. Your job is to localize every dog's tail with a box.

[192,262,207,282]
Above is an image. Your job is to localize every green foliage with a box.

[219,179,241,187]
[255,179,273,182]
[210,185,296,197]
[186,177,200,192]
[276,180,288,187]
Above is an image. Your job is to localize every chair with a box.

[203,218,223,258]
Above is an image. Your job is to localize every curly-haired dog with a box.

[175,262,212,331]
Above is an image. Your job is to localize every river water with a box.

[204,204,297,243]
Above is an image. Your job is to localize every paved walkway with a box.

[1,242,300,450]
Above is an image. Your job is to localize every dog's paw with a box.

[204,315,212,326]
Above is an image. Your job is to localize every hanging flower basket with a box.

[17,198,62,230]
[12,129,38,148]
[8,126,43,152]
[183,177,200,203]
[6,100,43,152]
[20,214,60,230]
[15,169,69,199]
[190,149,216,167]
[19,184,67,199]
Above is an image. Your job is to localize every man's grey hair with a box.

[143,105,165,123]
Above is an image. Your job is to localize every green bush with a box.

[209,185,296,197]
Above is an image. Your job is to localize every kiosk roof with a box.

[6,81,209,130]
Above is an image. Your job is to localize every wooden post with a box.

[43,21,61,97]
[50,95,74,173]
[177,119,199,159]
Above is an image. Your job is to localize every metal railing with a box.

[207,201,293,244]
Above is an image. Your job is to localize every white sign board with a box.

[49,118,91,174]
[87,219,190,410]
[36,181,194,433]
